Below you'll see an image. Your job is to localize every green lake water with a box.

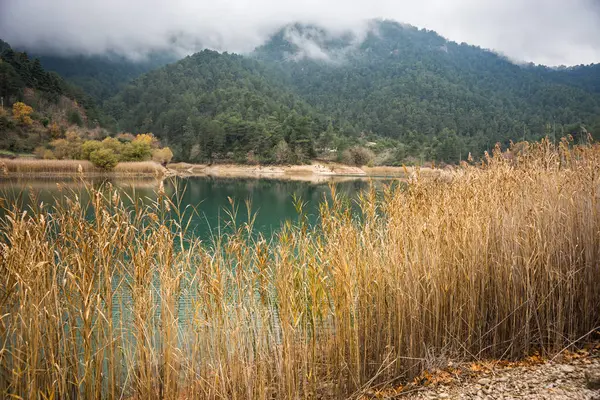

[0,176,394,239]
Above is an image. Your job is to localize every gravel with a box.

[402,354,600,399]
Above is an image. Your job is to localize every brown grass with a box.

[0,138,599,399]
[0,159,166,177]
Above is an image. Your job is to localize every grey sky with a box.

[1,0,599,66]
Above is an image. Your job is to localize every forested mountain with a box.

[104,50,326,163]
[0,39,101,122]
[254,21,600,160]
[36,52,175,102]
[102,20,600,164]
[3,19,599,164]
[0,39,111,153]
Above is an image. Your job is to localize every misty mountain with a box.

[255,21,600,146]
[0,39,108,152]
[34,52,177,103]
[101,20,600,163]
[0,39,99,119]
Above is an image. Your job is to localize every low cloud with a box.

[1,0,599,66]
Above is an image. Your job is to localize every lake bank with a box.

[168,160,444,182]
[1,158,445,182]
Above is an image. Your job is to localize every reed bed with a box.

[0,159,166,177]
[0,138,599,399]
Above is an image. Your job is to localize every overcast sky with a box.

[1,0,599,66]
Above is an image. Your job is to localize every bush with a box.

[152,147,174,165]
[0,150,16,159]
[101,137,123,155]
[43,149,56,160]
[12,102,33,126]
[68,110,83,127]
[89,148,118,170]
[341,146,375,166]
[0,114,15,130]
[121,137,152,161]
[274,140,293,164]
[81,140,103,160]
[50,131,82,160]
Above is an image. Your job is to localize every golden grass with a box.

[0,159,166,176]
[0,138,599,399]
[113,161,167,175]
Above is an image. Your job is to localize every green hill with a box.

[7,19,598,164]
[104,20,600,164]
[35,52,175,103]
[0,39,109,153]
[104,50,327,163]
[254,21,600,161]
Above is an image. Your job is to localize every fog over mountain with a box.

[1,0,600,66]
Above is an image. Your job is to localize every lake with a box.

[0,176,393,239]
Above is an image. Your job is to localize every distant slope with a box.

[0,39,107,121]
[105,20,600,164]
[255,21,600,156]
[36,52,176,102]
[0,39,105,153]
[105,50,326,163]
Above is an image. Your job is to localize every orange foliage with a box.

[12,102,33,126]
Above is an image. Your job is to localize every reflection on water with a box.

[0,176,396,240]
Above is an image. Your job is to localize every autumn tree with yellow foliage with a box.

[12,102,33,126]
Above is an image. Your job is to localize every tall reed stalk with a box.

[1,138,599,399]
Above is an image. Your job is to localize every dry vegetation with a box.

[0,159,166,177]
[0,138,599,399]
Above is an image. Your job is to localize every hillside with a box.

[0,39,108,153]
[104,50,327,164]
[3,19,600,165]
[255,21,600,160]
[103,20,600,164]
[35,52,175,103]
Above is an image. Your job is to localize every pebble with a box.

[401,350,600,400]
[561,365,576,373]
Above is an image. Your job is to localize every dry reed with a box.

[1,159,166,177]
[0,138,599,399]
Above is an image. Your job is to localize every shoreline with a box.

[168,161,443,182]
[1,159,443,182]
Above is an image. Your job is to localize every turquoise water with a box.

[0,176,391,239]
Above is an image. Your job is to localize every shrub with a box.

[33,146,46,159]
[0,150,16,159]
[152,147,174,165]
[42,149,56,160]
[89,148,118,170]
[116,132,136,142]
[122,140,152,161]
[81,140,103,160]
[12,102,33,126]
[49,122,61,138]
[274,140,293,164]
[101,137,123,155]
[50,131,82,160]
[341,146,375,166]
[68,110,83,126]
[134,133,160,148]
[0,115,15,131]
